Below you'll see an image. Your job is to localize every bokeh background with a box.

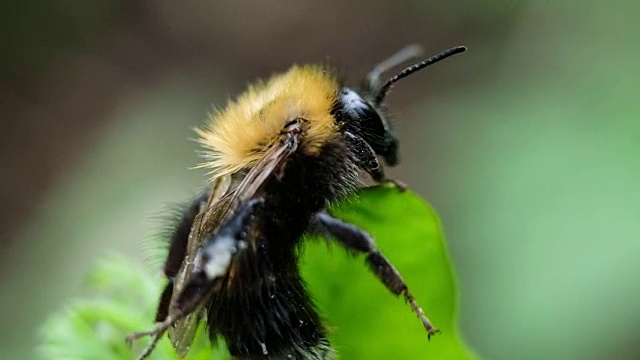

[2,1,638,359]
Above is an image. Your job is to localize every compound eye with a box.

[337,88,398,166]
[340,88,375,119]
[338,88,386,135]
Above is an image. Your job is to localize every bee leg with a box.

[189,197,263,283]
[162,197,263,328]
[311,211,439,339]
[154,282,174,322]
[343,131,408,191]
[343,131,385,182]
[128,198,262,359]
[155,191,211,322]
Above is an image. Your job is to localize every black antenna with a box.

[367,44,425,93]
[374,45,467,105]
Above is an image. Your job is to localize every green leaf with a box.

[38,185,473,359]
[38,256,226,360]
[302,184,475,359]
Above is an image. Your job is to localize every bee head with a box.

[334,45,467,167]
[336,87,399,165]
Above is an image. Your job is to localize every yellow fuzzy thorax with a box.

[195,65,339,180]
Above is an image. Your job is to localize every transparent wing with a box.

[167,129,301,355]
[168,174,232,356]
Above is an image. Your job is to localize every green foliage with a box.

[38,255,227,360]
[39,185,472,359]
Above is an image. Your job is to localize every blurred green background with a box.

[2,1,638,359]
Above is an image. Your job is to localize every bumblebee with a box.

[127,44,466,360]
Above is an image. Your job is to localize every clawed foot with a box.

[125,329,157,347]
[126,320,173,360]
[426,327,441,340]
